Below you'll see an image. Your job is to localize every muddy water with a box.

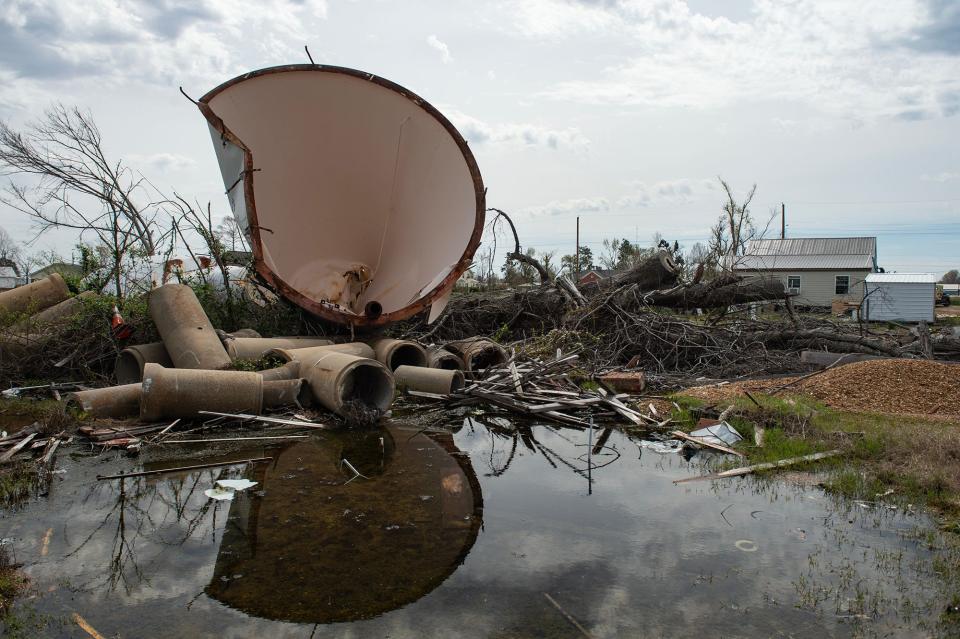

[1,419,955,638]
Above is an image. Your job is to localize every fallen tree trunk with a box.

[616,274,785,310]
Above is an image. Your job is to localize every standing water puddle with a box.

[1,419,955,637]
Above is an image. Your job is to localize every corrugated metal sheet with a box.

[745,237,876,256]
[735,254,875,270]
[865,272,939,283]
[865,279,935,322]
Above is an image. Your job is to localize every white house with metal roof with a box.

[863,273,937,323]
[732,237,877,307]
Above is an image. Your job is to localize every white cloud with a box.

[128,152,197,173]
[445,108,589,150]
[920,170,960,182]
[521,196,610,218]
[0,0,328,92]
[499,0,960,122]
[520,177,713,220]
[426,34,453,64]
[616,178,712,209]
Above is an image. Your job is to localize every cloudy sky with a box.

[1,0,958,273]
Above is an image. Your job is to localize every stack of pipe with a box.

[69,283,503,425]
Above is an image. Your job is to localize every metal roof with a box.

[734,254,875,271]
[745,237,876,256]
[865,272,939,284]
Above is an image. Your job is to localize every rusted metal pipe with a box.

[0,273,70,317]
[268,342,375,363]
[367,338,428,370]
[141,363,263,421]
[224,337,333,361]
[258,361,301,382]
[148,284,232,370]
[394,365,464,395]
[300,351,394,417]
[66,383,141,419]
[445,338,509,373]
[262,379,309,408]
[426,347,466,371]
[115,342,174,385]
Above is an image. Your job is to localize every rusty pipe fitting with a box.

[140,363,263,421]
[268,342,375,363]
[148,284,232,370]
[115,342,174,384]
[300,351,394,417]
[394,365,464,395]
[444,338,509,373]
[426,347,466,371]
[66,383,142,419]
[366,338,428,370]
[0,273,70,317]
[224,337,333,361]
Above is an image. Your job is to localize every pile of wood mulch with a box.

[682,359,960,418]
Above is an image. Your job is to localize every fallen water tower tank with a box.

[198,64,485,327]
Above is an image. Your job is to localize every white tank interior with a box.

[204,68,481,320]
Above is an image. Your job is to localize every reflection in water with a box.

[2,419,958,638]
[205,426,483,623]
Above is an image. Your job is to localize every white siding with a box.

[738,270,869,306]
[864,282,935,322]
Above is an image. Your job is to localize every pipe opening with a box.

[388,344,428,370]
[436,355,462,370]
[340,363,394,411]
[364,301,383,320]
[449,370,466,392]
[469,347,508,371]
[115,351,143,384]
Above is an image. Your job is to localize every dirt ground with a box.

[681,359,960,419]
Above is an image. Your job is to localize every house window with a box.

[787,275,801,292]
[835,275,850,295]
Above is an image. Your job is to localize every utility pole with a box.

[781,203,786,239]
[575,216,580,276]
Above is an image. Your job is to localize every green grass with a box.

[670,390,960,528]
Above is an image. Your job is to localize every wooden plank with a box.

[0,433,36,462]
[97,456,273,480]
[160,435,309,444]
[670,430,745,457]
[674,450,842,484]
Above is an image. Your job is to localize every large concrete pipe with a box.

[140,363,263,421]
[115,342,174,385]
[229,328,262,338]
[148,284,232,370]
[262,379,309,408]
[300,351,394,418]
[14,291,98,330]
[66,383,142,419]
[367,338,428,370]
[394,365,464,395]
[224,337,333,361]
[445,338,509,373]
[258,361,301,382]
[0,273,70,318]
[426,347,465,371]
[268,342,374,363]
